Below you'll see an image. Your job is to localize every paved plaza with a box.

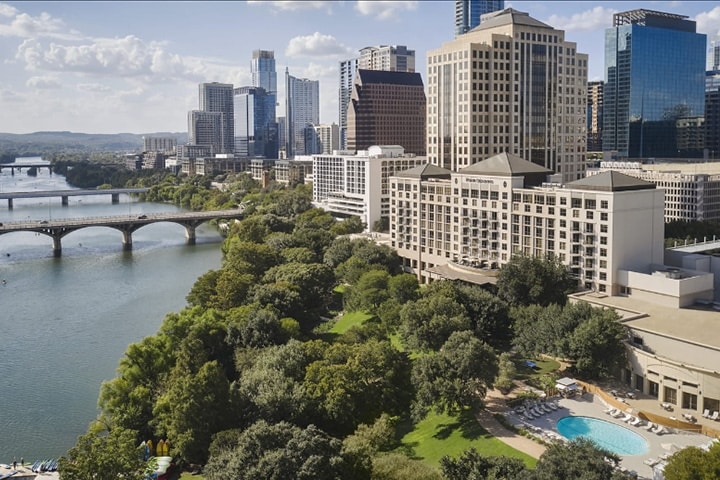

[505,393,714,479]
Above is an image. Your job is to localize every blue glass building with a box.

[604,9,706,159]
[234,86,278,158]
[454,0,504,37]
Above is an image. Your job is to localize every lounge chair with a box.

[703,409,711,418]
[611,409,623,418]
[645,421,655,431]
[644,458,660,467]
[541,404,553,413]
[652,424,666,435]
[711,411,720,421]
[548,402,558,410]
[603,406,614,414]
[531,407,543,416]
[629,417,643,427]
[621,413,633,422]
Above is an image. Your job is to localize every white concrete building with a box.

[312,146,426,231]
[390,152,667,294]
[588,161,720,222]
[426,8,588,181]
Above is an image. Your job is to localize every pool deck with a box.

[506,393,714,479]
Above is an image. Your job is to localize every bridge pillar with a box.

[111,193,120,204]
[185,226,196,245]
[122,231,133,250]
[61,196,68,206]
[52,236,62,257]
[10,167,14,176]
[8,198,12,209]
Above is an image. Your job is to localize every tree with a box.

[186,269,220,308]
[496,254,576,307]
[440,447,527,480]
[528,438,623,480]
[59,425,145,480]
[412,331,498,418]
[263,262,335,311]
[455,283,512,348]
[304,340,413,435]
[494,352,517,393]
[663,443,720,480]
[342,413,398,459]
[344,269,391,312]
[387,274,419,304]
[203,421,366,480]
[400,295,471,351]
[568,309,627,380]
[371,453,442,480]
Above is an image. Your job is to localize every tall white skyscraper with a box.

[339,58,358,150]
[427,8,588,181]
[285,68,319,158]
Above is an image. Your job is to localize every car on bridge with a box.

[137,214,147,219]
[38,220,49,224]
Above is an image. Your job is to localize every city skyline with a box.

[0,1,718,134]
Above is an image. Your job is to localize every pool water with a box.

[556,416,649,455]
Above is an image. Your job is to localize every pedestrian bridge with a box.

[0,188,150,208]
[0,209,244,256]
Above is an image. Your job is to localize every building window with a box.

[664,386,677,405]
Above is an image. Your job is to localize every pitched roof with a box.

[396,163,452,179]
[356,69,424,87]
[467,8,553,33]
[459,152,553,176]
[566,171,656,192]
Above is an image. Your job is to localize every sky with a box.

[0,1,718,135]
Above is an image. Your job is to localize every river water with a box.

[0,159,224,462]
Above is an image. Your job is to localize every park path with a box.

[476,388,547,459]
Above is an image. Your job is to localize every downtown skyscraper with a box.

[189,82,234,155]
[235,49,278,158]
[285,68,319,158]
[455,0,504,37]
[427,8,587,181]
[603,9,706,159]
[339,45,415,150]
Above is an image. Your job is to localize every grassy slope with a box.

[329,310,374,334]
[400,410,537,468]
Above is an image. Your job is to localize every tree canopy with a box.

[496,254,576,307]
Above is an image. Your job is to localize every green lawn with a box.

[179,473,203,480]
[400,410,537,468]
[514,356,561,380]
[329,310,374,334]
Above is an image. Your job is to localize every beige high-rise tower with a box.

[426,8,588,182]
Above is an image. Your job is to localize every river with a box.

[0,158,224,462]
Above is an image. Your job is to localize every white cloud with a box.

[26,75,61,89]
[545,6,616,32]
[0,87,21,102]
[76,83,111,93]
[354,1,418,21]
[696,6,720,42]
[286,32,354,58]
[247,1,331,13]
[0,3,18,17]
[0,8,78,40]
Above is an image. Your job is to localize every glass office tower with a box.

[454,0,504,37]
[604,9,706,159]
[234,86,278,158]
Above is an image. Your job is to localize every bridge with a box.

[0,209,244,257]
[0,163,54,175]
[0,188,150,209]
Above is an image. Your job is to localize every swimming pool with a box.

[556,416,649,455]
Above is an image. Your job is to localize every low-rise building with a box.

[274,159,312,185]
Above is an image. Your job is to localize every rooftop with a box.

[459,152,553,177]
[356,69,424,87]
[470,8,553,32]
[395,163,452,180]
[570,291,720,353]
[567,171,656,192]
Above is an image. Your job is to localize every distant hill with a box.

[0,131,188,155]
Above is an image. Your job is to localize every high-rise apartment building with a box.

[339,46,415,150]
[455,0,504,37]
[587,81,604,153]
[427,8,588,182]
[234,86,278,158]
[358,45,415,72]
[603,9,706,159]
[188,110,222,153]
[197,82,234,154]
[285,69,319,158]
[314,123,340,154]
[143,136,176,153]
[346,70,426,155]
[251,50,277,94]
[339,58,358,151]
